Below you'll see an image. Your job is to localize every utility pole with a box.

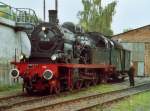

[43,0,46,21]
[55,0,58,11]
[55,0,58,19]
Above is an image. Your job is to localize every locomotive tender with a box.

[10,10,130,94]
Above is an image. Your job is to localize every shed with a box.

[112,25,150,76]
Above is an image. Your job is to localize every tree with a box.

[78,0,117,36]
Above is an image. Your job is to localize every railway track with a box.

[0,82,150,111]
[0,93,38,108]
[78,88,150,111]
[26,83,150,111]
[0,87,90,111]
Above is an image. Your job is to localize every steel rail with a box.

[0,93,23,101]
[0,81,150,111]
[77,89,150,111]
[0,82,148,111]
[0,87,88,110]
[25,83,150,111]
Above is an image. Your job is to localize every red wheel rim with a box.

[69,84,73,91]
[85,81,90,88]
[76,81,82,89]
[93,78,98,85]
[55,85,60,94]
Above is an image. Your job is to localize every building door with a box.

[137,62,144,76]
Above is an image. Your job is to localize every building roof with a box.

[112,25,150,43]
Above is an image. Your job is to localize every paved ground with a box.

[124,77,150,86]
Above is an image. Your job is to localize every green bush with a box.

[0,83,21,92]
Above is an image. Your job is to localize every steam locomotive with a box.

[10,10,130,94]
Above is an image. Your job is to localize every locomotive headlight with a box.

[19,54,24,60]
[51,54,57,61]
[42,27,46,31]
[43,70,53,80]
[10,69,19,79]
[44,34,47,38]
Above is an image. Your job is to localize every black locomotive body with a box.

[10,11,131,94]
[29,21,130,78]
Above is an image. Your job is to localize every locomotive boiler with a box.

[10,10,130,94]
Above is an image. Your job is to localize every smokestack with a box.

[48,0,58,24]
[48,10,58,24]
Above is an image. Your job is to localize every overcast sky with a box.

[0,0,150,34]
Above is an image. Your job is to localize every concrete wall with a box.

[0,17,31,85]
[112,26,150,77]
[121,42,145,76]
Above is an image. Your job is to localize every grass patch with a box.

[0,83,21,92]
[102,91,150,111]
[88,84,120,93]
[62,83,123,100]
